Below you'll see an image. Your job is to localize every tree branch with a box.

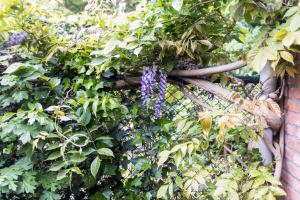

[182,78,282,131]
[263,135,282,180]
[168,60,246,77]
[179,86,214,111]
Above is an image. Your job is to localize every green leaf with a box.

[269,186,286,196]
[176,119,187,133]
[3,63,28,74]
[40,191,61,200]
[49,77,61,89]
[92,97,99,116]
[49,161,66,172]
[46,151,62,161]
[252,47,278,72]
[174,151,182,167]
[158,150,170,166]
[133,47,143,56]
[97,148,114,157]
[289,14,300,32]
[157,184,169,199]
[172,0,183,11]
[91,156,101,178]
[280,51,294,64]
[56,169,69,180]
[282,32,296,47]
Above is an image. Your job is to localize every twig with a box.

[223,144,243,164]
[179,86,214,111]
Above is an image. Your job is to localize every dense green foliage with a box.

[0,0,299,199]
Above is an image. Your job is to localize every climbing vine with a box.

[0,0,299,199]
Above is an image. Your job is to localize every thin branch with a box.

[168,60,246,77]
[182,78,282,131]
[179,86,214,111]
[263,135,282,180]
[223,144,243,164]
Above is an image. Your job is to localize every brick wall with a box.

[282,67,300,199]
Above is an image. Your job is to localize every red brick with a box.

[288,88,300,99]
[285,123,300,138]
[286,112,300,126]
[287,77,300,87]
[283,159,300,179]
[285,136,300,154]
[281,170,300,193]
[283,185,300,200]
[284,146,300,166]
[286,99,300,113]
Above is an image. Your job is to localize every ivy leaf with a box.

[172,0,183,11]
[97,148,114,157]
[280,51,294,64]
[157,184,169,199]
[91,156,101,178]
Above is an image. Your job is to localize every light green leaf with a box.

[289,14,300,32]
[252,47,278,72]
[158,150,170,166]
[56,169,69,180]
[91,156,101,178]
[49,161,66,172]
[282,32,296,47]
[174,151,182,166]
[157,184,169,199]
[97,148,114,157]
[269,186,286,196]
[3,63,28,74]
[280,51,294,64]
[92,97,99,116]
[46,151,62,161]
[172,0,183,11]
[133,47,143,56]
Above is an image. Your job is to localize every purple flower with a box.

[140,64,167,117]
[4,32,28,48]
[155,70,167,117]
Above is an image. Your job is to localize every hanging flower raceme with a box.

[141,63,167,117]
[155,70,167,117]
[4,32,28,48]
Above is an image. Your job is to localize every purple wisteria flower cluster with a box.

[141,63,167,117]
[4,32,28,48]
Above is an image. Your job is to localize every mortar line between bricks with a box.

[281,177,300,196]
[286,109,300,115]
[284,146,300,168]
[284,158,300,173]
[286,98,300,103]
[285,134,300,149]
[283,167,300,183]
[285,146,300,157]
